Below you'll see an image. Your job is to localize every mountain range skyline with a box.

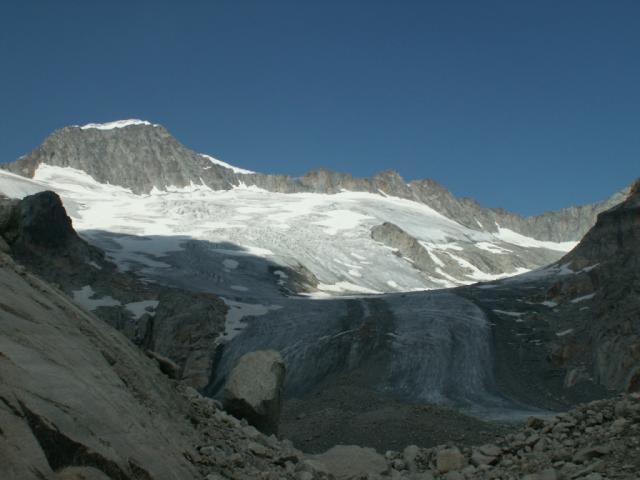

[1,117,634,220]
[2,1,639,216]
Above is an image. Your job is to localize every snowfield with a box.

[0,164,576,295]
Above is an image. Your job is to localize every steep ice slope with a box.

[0,164,576,294]
[210,291,544,420]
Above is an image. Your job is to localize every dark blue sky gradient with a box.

[1,1,638,215]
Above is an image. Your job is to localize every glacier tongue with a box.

[0,163,573,418]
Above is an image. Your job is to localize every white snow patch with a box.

[87,261,102,270]
[556,328,574,337]
[72,285,121,311]
[230,285,249,292]
[211,246,274,257]
[0,169,48,198]
[317,282,381,295]
[495,225,578,252]
[435,267,462,284]
[422,244,445,267]
[571,293,595,303]
[233,181,267,192]
[200,154,255,175]
[427,276,456,288]
[125,300,159,319]
[312,210,373,235]
[223,259,239,269]
[445,252,529,283]
[273,270,288,279]
[80,119,157,130]
[220,299,281,341]
[475,242,512,254]
[581,263,600,273]
[492,309,524,317]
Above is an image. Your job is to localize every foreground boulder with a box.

[222,350,286,435]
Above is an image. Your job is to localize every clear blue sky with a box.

[1,1,638,215]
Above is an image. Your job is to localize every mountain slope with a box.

[461,180,640,404]
[0,164,577,294]
[0,189,228,389]
[3,119,628,242]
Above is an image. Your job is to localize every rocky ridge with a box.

[2,120,629,242]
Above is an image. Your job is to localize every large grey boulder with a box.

[222,350,286,435]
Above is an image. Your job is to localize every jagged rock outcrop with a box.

[0,191,227,389]
[371,222,440,273]
[371,221,560,284]
[222,350,286,435]
[541,179,640,393]
[464,180,640,405]
[2,190,76,251]
[2,120,628,242]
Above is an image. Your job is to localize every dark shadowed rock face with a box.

[2,121,628,242]
[467,181,640,401]
[4,191,76,250]
[548,180,640,392]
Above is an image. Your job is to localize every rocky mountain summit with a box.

[2,119,628,242]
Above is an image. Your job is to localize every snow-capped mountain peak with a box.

[79,119,159,130]
[0,120,630,296]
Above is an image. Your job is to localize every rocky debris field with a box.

[190,391,640,480]
[280,376,513,454]
[369,394,640,480]
[181,387,332,480]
